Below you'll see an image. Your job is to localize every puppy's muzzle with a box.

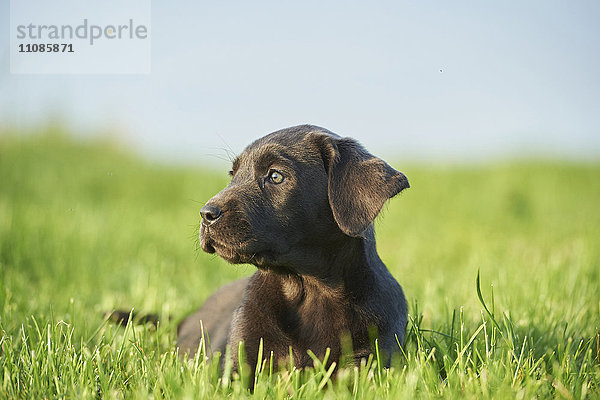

[199,203,222,254]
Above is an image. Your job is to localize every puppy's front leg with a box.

[228,305,299,382]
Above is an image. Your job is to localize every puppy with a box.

[177,125,409,372]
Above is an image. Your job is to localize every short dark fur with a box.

[177,125,409,372]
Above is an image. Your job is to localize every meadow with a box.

[0,130,599,398]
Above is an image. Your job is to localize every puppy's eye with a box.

[267,169,285,184]
[228,170,234,176]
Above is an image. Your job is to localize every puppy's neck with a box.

[279,225,380,305]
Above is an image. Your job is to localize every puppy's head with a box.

[199,125,409,271]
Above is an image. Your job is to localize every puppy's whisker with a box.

[215,133,238,163]
[204,153,236,163]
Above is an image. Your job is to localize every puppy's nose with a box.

[200,204,223,225]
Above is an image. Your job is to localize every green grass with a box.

[1,129,599,398]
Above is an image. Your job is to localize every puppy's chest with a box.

[282,295,362,352]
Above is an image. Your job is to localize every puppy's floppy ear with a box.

[314,134,409,237]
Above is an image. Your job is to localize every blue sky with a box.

[1,0,599,165]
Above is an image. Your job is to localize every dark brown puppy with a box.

[177,125,409,372]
